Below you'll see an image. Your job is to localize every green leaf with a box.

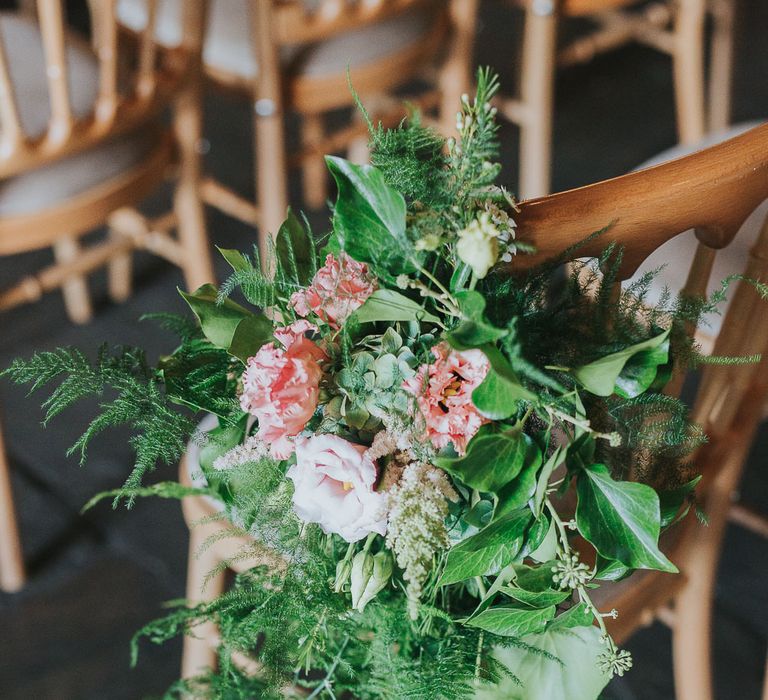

[217,247,250,272]
[276,209,314,285]
[325,156,417,275]
[500,586,570,609]
[576,463,677,572]
[440,509,532,586]
[475,626,610,700]
[353,288,441,325]
[494,443,542,518]
[593,555,631,582]
[465,605,555,637]
[179,285,273,361]
[546,603,594,631]
[528,518,558,563]
[473,345,537,421]
[533,445,567,516]
[572,329,671,397]
[658,475,701,528]
[435,426,536,494]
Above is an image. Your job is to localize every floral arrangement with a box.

[8,72,730,699]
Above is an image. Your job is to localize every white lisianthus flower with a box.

[455,212,501,279]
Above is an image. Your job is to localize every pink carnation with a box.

[288,434,388,542]
[290,252,377,327]
[402,342,490,455]
[240,320,326,459]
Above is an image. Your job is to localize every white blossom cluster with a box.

[386,462,458,619]
[212,434,271,471]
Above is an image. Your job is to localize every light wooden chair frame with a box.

[0,0,215,592]
[176,124,768,695]
[510,121,768,700]
[497,0,736,199]
[119,0,479,263]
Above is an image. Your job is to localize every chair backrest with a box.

[0,0,204,179]
[272,0,437,45]
[510,123,768,437]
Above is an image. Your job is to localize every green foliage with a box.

[3,345,196,504]
[575,463,677,572]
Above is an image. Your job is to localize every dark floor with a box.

[1,2,768,698]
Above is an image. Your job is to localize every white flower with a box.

[287,434,388,543]
[386,462,458,619]
[212,434,270,471]
[455,212,501,279]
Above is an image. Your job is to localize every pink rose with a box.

[240,321,326,459]
[290,252,377,327]
[287,434,388,542]
[403,342,490,455]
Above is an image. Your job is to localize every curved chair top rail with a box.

[273,0,436,45]
[508,122,768,280]
[0,0,204,179]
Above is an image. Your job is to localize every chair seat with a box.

[0,12,156,218]
[625,122,768,340]
[117,0,435,82]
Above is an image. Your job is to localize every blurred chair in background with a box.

[0,0,215,591]
[513,122,768,700]
[497,0,736,199]
[116,0,479,261]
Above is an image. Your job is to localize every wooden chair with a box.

[116,0,479,261]
[0,0,216,591]
[510,121,768,700]
[497,0,736,199]
[175,125,768,693]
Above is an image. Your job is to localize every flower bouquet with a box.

[7,71,723,699]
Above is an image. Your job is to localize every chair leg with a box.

[437,0,480,139]
[173,82,215,291]
[0,421,25,593]
[107,223,133,303]
[251,1,289,268]
[707,0,735,132]
[518,2,558,199]
[302,113,328,209]
[672,0,707,143]
[181,518,228,678]
[53,236,92,324]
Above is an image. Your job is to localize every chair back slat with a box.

[0,0,204,179]
[37,0,73,141]
[0,30,23,153]
[94,0,119,121]
[136,0,159,96]
[510,123,768,280]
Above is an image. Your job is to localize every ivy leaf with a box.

[533,445,567,516]
[658,475,701,528]
[593,555,631,582]
[435,426,537,494]
[276,209,314,285]
[180,285,273,362]
[572,329,671,397]
[494,443,542,519]
[465,604,555,637]
[546,603,594,631]
[326,156,417,275]
[576,463,677,572]
[499,586,570,609]
[472,346,536,420]
[475,626,610,700]
[440,509,532,586]
[353,289,441,325]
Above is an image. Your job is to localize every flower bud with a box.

[334,556,353,593]
[350,550,393,612]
